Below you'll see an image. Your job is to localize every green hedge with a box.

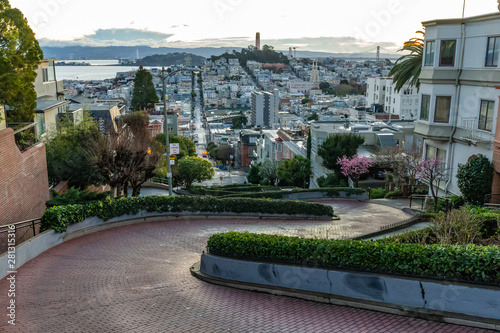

[207,232,500,285]
[219,187,366,199]
[41,196,334,233]
[190,186,366,199]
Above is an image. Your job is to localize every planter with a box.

[196,254,500,330]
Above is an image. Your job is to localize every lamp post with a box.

[160,66,198,194]
[161,66,174,196]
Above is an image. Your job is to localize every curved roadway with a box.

[0,201,492,333]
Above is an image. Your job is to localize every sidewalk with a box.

[368,198,425,214]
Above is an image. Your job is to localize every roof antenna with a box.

[462,0,466,18]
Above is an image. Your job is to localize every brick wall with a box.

[0,128,50,225]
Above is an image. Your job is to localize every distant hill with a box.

[41,45,399,61]
[133,53,206,66]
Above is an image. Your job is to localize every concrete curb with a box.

[191,257,500,331]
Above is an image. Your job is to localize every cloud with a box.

[37,28,400,55]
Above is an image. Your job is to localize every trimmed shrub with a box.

[384,189,402,199]
[207,232,500,285]
[456,155,493,205]
[46,187,112,208]
[370,187,387,199]
[40,196,334,233]
[220,187,366,199]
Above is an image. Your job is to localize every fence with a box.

[0,218,42,254]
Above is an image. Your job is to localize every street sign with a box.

[220,177,223,181]
[170,143,180,155]
[166,172,172,178]
[170,159,175,165]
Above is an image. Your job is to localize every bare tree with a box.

[87,112,161,197]
[374,146,422,187]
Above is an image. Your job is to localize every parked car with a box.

[373,170,387,180]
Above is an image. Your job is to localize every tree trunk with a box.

[123,181,129,198]
[116,183,122,198]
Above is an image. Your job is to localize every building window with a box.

[434,96,451,123]
[36,113,46,135]
[277,143,282,152]
[485,37,500,67]
[426,145,446,161]
[249,137,257,143]
[420,95,430,121]
[424,41,435,66]
[478,100,495,131]
[42,68,49,82]
[439,40,456,66]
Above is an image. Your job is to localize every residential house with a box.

[416,12,500,196]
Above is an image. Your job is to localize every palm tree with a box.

[389,30,424,93]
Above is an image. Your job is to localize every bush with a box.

[370,187,387,199]
[317,172,347,188]
[432,208,483,244]
[456,155,493,205]
[384,189,402,199]
[207,232,500,285]
[219,187,366,199]
[41,196,335,233]
[46,187,112,208]
[450,195,465,209]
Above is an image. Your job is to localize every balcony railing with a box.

[8,122,39,152]
[455,117,492,143]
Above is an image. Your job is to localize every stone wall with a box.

[0,128,50,225]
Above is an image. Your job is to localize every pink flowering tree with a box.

[337,155,373,187]
[415,157,449,211]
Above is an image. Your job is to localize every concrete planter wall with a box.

[199,254,500,327]
[0,211,331,280]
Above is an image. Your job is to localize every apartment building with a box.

[366,77,420,120]
[415,12,500,195]
[251,89,280,128]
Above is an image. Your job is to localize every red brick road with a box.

[0,210,494,332]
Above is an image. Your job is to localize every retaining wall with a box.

[199,254,500,327]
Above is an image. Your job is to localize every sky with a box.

[9,0,500,53]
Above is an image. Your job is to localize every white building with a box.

[251,89,280,128]
[415,12,500,196]
[366,77,420,120]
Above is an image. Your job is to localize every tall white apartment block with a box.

[251,89,280,128]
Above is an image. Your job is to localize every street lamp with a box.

[160,66,198,195]
[161,66,178,196]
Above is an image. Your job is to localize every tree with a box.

[206,142,217,152]
[247,163,261,184]
[89,112,161,197]
[216,144,234,164]
[0,0,43,122]
[374,146,422,186]
[319,82,330,92]
[389,30,424,92]
[178,156,214,188]
[232,115,247,129]
[334,84,354,96]
[276,156,311,188]
[456,155,493,205]
[130,67,159,110]
[45,114,104,189]
[317,172,347,188]
[258,160,282,185]
[155,133,196,160]
[318,133,365,171]
[301,98,310,104]
[416,157,449,211]
[307,112,318,121]
[337,155,373,187]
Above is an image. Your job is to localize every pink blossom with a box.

[336,155,373,182]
